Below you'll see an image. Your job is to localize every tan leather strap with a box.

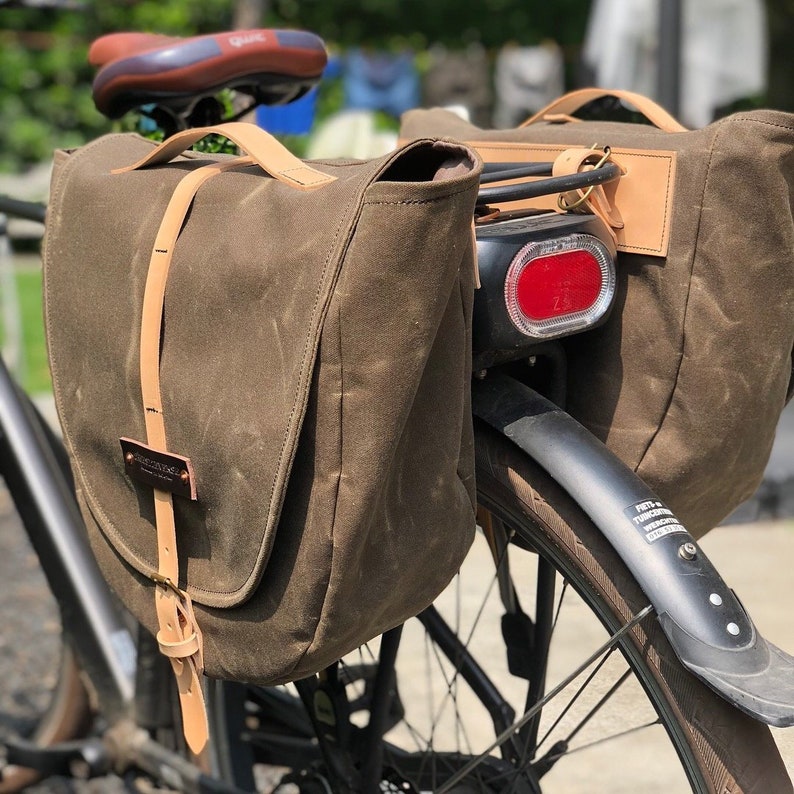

[552,147,624,249]
[521,88,687,133]
[460,140,675,256]
[130,130,335,751]
[138,155,254,755]
[113,121,336,190]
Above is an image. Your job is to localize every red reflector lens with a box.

[504,233,616,339]
[516,249,603,320]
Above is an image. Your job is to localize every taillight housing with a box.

[471,213,618,369]
[504,234,615,339]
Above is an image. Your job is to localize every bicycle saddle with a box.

[90,29,327,119]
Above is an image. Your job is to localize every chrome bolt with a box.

[727,622,740,636]
[709,593,723,606]
[678,542,697,561]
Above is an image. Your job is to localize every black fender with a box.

[473,372,794,727]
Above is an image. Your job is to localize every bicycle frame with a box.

[0,356,135,717]
[1,194,132,708]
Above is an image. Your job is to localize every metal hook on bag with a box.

[557,146,613,212]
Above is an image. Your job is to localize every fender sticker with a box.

[624,499,687,543]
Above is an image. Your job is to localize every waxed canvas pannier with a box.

[44,122,482,751]
[402,88,794,537]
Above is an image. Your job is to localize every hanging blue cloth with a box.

[255,87,318,135]
[256,57,342,135]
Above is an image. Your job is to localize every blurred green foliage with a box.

[0,0,591,172]
[0,267,51,394]
[0,0,238,170]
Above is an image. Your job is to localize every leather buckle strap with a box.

[130,138,331,754]
[555,146,613,211]
[151,574,204,661]
[552,146,624,250]
[157,630,201,659]
[132,155,256,755]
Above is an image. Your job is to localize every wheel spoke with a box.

[530,666,633,779]
[534,646,621,753]
[435,604,654,794]
[560,667,633,746]
[533,715,663,767]
[409,564,505,787]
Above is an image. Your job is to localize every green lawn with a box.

[0,265,51,395]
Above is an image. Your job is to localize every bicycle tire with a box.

[0,647,91,794]
[205,421,792,792]
[469,422,791,792]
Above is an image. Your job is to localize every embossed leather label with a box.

[120,437,197,500]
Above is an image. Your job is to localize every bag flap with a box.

[44,132,478,609]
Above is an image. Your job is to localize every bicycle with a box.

[1,27,793,794]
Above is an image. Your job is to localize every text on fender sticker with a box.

[624,499,688,543]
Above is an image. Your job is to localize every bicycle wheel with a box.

[208,421,792,792]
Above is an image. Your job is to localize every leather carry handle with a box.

[113,121,336,190]
[521,88,687,134]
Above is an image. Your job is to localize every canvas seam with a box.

[288,288,345,675]
[728,116,794,132]
[362,184,482,207]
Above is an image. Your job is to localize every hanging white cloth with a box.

[582,0,767,128]
[493,43,566,128]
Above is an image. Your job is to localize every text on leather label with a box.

[120,437,197,500]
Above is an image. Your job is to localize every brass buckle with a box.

[557,146,612,212]
[151,572,185,598]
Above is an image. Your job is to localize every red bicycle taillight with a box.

[505,234,615,338]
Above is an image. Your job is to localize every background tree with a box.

[764,0,794,113]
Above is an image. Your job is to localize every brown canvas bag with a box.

[43,122,482,751]
[402,88,794,538]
